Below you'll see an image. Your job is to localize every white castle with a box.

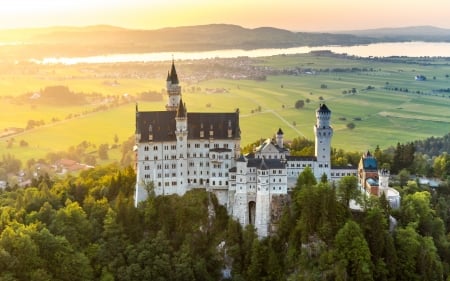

[135,61,366,237]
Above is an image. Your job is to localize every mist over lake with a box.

[31,42,450,65]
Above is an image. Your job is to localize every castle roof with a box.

[362,152,378,170]
[176,99,187,118]
[255,138,288,154]
[237,154,247,162]
[167,60,179,84]
[277,128,283,135]
[136,111,239,142]
[317,103,330,113]
[286,155,317,161]
[246,158,285,169]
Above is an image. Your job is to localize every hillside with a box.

[0,24,379,59]
[2,24,450,59]
[338,25,450,42]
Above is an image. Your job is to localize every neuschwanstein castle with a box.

[134,61,399,237]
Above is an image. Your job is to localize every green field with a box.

[1,54,449,164]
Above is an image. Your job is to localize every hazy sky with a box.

[1,0,450,31]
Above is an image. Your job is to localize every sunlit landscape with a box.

[0,1,450,280]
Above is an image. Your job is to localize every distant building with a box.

[135,61,361,237]
[358,151,400,209]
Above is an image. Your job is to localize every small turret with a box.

[316,103,331,128]
[176,98,187,118]
[169,59,179,84]
[378,168,390,196]
[166,59,182,111]
[276,128,284,148]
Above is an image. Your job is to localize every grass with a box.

[1,53,449,164]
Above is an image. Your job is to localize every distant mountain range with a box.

[338,25,450,41]
[0,24,449,59]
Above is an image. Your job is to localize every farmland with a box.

[0,52,449,165]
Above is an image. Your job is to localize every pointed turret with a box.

[170,59,179,84]
[166,59,182,111]
[176,98,187,118]
[276,128,284,148]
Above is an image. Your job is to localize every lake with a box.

[31,41,450,64]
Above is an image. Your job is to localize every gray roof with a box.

[167,60,179,84]
[317,103,331,113]
[286,155,317,161]
[136,111,240,142]
[247,158,285,169]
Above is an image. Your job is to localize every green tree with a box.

[334,220,373,281]
[295,166,317,190]
[337,176,360,208]
[49,200,93,250]
[394,226,421,281]
[295,100,305,109]
[98,143,109,160]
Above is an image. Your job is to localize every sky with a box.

[1,0,450,31]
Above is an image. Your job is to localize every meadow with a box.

[0,53,449,164]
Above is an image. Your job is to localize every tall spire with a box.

[170,59,179,84]
[176,98,186,118]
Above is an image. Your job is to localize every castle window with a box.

[153,146,158,151]
[145,156,149,161]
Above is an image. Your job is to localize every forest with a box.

[0,132,449,280]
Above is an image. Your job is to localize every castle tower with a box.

[233,155,249,225]
[166,59,181,111]
[378,168,390,196]
[255,159,270,237]
[175,99,188,194]
[276,128,284,148]
[314,104,333,179]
